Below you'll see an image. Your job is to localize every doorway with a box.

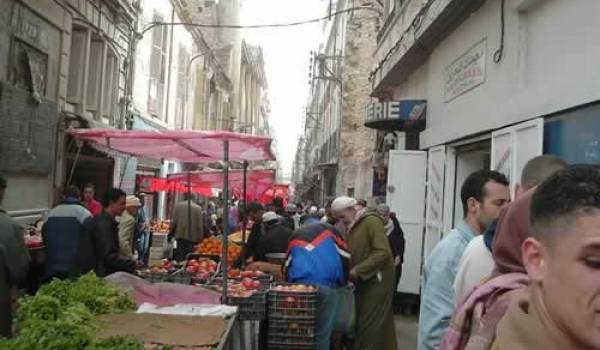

[452,140,491,227]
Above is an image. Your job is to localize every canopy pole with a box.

[187,171,192,242]
[242,161,248,247]
[222,140,230,302]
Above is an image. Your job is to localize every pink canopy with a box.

[68,129,275,162]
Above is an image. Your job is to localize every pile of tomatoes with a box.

[195,237,242,264]
[186,258,218,281]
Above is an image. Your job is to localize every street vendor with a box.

[170,193,206,261]
[76,188,139,277]
[238,202,265,265]
[253,211,292,261]
[331,196,397,350]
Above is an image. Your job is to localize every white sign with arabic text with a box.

[444,39,487,102]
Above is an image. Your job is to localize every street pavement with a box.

[395,314,419,349]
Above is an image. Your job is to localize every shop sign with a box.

[444,39,486,102]
[365,100,427,131]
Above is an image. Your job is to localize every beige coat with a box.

[118,210,136,258]
[171,200,205,242]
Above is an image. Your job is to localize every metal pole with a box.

[222,140,230,301]
[242,161,248,245]
[187,171,192,242]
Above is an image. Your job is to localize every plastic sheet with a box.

[105,272,222,307]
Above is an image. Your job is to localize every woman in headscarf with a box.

[331,196,397,350]
[442,155,568,350]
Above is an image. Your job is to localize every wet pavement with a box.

[395,314,419,349]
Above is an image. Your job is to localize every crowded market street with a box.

[2,0,600,349]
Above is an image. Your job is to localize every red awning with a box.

[68,129,276,163]
[260,184,290,205]
[167,169,276,201]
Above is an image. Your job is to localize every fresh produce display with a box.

[149,219,171,233]
[186,258,218,281]
[271,284,317,293]
[0,273,172,350]
[141,259,179,273]
[195,237,242,263]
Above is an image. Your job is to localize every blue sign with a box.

[365,100,427,131]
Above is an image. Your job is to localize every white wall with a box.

[392,0,600,148]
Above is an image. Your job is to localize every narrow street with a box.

[395,315,419,350]
[2,0,600,349]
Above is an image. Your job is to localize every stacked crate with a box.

[267,283,318,350]
[148,232,170,265]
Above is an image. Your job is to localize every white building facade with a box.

[372,0,600,295]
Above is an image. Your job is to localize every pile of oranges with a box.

[196,237,242,264]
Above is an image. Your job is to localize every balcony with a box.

[371,0,487,97]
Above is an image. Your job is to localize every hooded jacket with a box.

[42,197,91,279]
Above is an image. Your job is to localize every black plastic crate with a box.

[166,270,192,284]
[138,271,169,283]
[268,334,316,350]
[226,290,267,321]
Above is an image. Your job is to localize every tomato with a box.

[241,278,254,289]
[187,259,197,266]
[186,265,198,273]
[251,280,261,289]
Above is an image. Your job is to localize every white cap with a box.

[125,195,141,207]
[331,196,358,212]
[309,206,318,214]
[262,211,279,223]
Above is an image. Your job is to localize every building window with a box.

[148,13,169,119]
[66,24,120,122]
[8,38,48,98]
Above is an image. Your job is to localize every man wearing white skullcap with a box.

[331,196,397,350]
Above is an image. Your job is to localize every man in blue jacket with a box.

[285,222,351,350]
[42,185,91,280]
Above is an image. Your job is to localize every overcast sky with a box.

[241,0,328,180]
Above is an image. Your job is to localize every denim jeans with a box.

[316,286,340,350]
[137,231,151,264]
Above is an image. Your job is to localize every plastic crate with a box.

[268,283,319,320]
[166,270,192,284]
[268,319,316,350]
[225,290,267,321]
[138,271,169,283]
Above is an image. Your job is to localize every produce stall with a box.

[1,273,240,349]
[69,128,276,302]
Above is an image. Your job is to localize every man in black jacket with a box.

[377,204,405,292]
[254,212,293,262]
[78,188,138,277]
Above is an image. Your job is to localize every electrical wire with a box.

[493,0,505,63]
[140,6,382,35]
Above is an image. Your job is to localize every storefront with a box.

[369,0,600,297]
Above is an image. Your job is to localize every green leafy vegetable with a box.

[1,273,143,350]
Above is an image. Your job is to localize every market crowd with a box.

[3,158,600,349]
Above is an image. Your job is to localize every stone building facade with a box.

[294,0,381,204]
[0,0,136,222]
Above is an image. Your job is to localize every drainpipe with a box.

[119,2,141,130]
[164,6,176,128]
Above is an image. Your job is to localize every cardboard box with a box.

[97,313,232,349]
